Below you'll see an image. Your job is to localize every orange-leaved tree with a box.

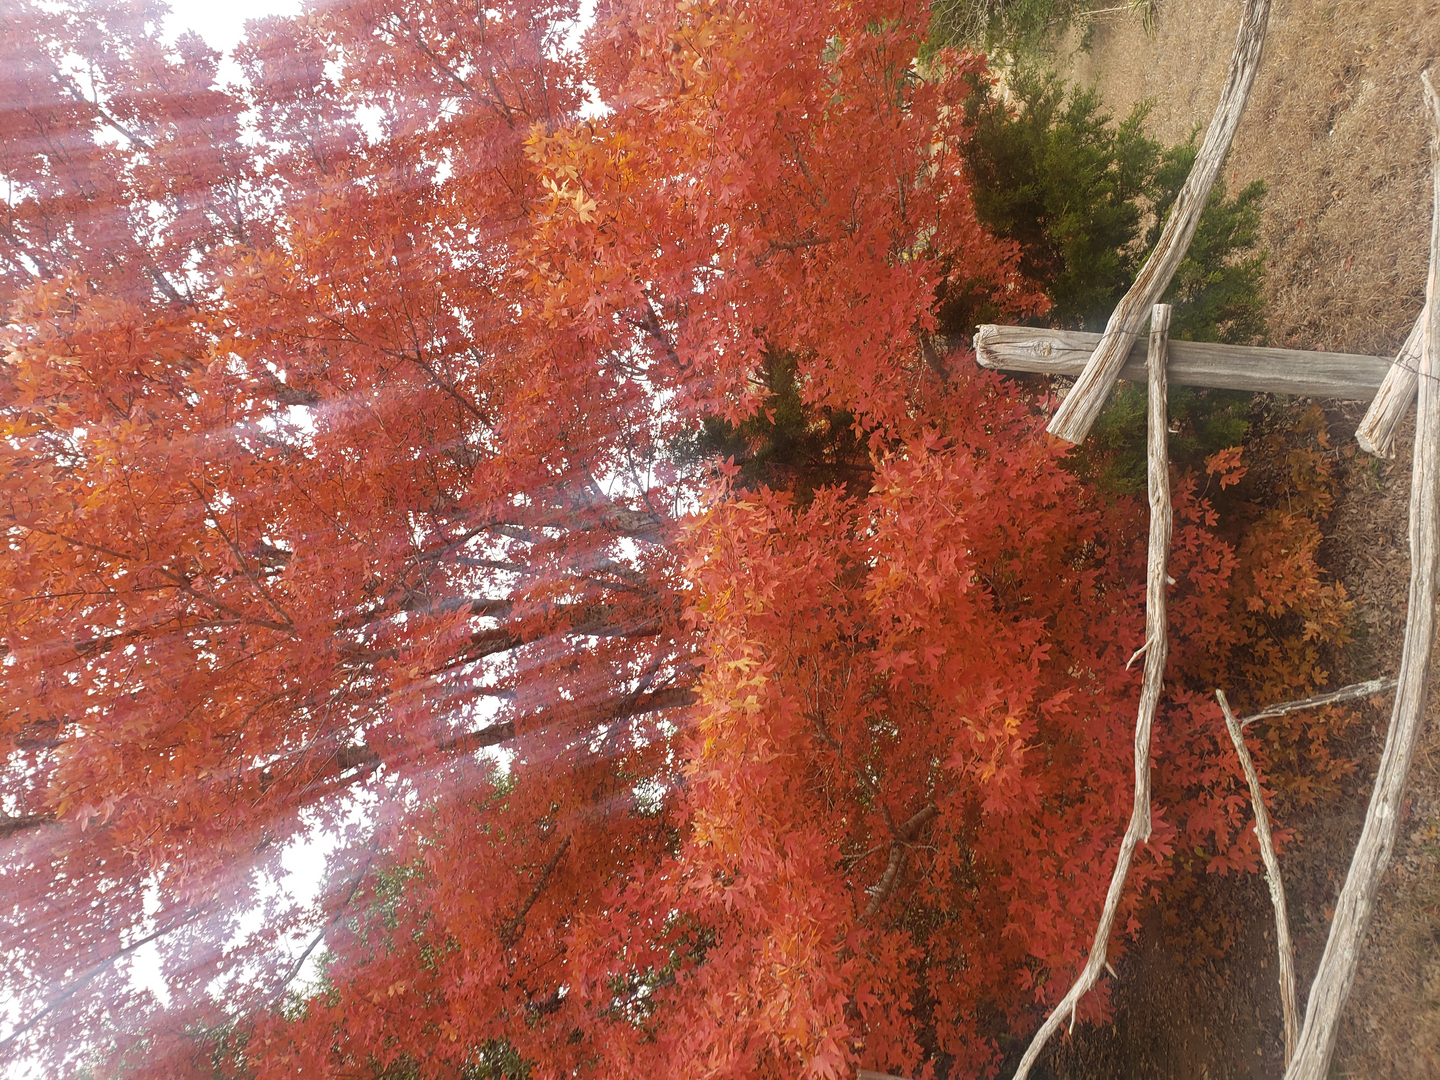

[0,1,1351,1078]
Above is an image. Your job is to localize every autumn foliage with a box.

[0,1,1354,1078]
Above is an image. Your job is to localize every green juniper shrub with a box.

[940,66,1270,341]
[1074,147,1267,493]
[928,0,1087,56]
[678,350,872,501]
[935,66,1270,493]
[945,67,1160,332]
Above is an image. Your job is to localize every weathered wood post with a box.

[1282,70,1440,1080]
[1009,304,1174,1080]
[975,326,1391,398]
[1355,303,1429,458]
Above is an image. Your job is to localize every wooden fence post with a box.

[1009,304,1174,1080]
[1283,71,1440,1080]
[1356,303,1429,458]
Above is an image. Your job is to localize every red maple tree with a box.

[0,1,1353,1077]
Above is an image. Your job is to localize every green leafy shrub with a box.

[933,66,1270,493]
[939,66,1268,341]
[928,0,1088,55]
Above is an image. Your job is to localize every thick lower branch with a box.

[861,803,939,920]
[1356,304,1429,458]
[0,812,54,840]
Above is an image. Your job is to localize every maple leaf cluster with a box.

[0,1,1353,1078]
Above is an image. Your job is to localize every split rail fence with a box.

[902,0,1440,1076]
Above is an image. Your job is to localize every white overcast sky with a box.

[163,0,305,52]
[162,0,596,57]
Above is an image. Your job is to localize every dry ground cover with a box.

[1059,0,1439,355]
[1034,1,1440,1075]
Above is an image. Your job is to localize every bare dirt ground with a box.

[1037,0,1440,1076]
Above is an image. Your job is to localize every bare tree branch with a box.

[1238,678,1397,728]
[0,907,209,1052]
[1218,689,1300,1064]
[275,855,374,997]
[861,803,939,921]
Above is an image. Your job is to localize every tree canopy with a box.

[0,1,1353,1077]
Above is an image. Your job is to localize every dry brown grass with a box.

[1055,0,1440,356]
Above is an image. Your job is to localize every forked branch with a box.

[861,803,939,920]
[1217,689,1299,1064]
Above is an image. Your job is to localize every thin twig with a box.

[276,855,374,996]
[1063,2,1151,21]
[1218,689,1300,1064]
[1011,304,1174,1080]
[1239,678,1397,728]
[1126,635,1153,670]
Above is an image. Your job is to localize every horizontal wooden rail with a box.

[975,324,1392,401]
